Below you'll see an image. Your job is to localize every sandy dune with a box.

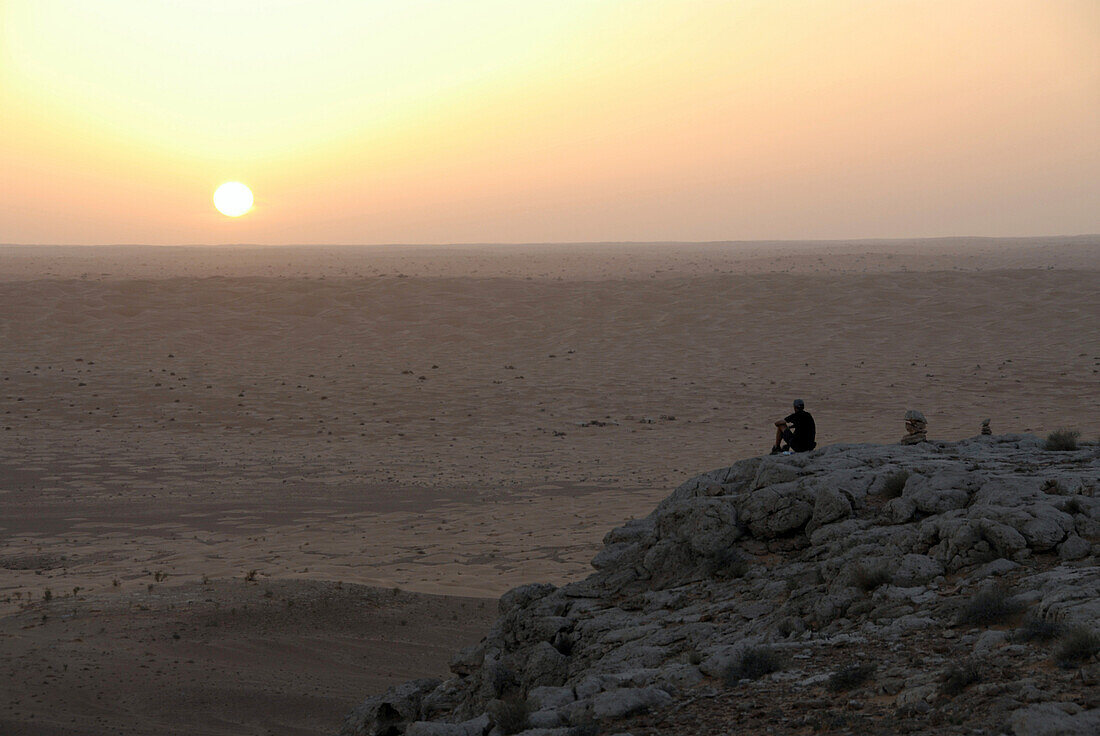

[0,238,1097,734]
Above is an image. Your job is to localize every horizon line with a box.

[2,234,1098,249]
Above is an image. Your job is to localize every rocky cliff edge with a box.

[339,435,1100,736]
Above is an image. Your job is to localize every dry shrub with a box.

[709,548,751,579]
[1054,627,1100,668]
[1045,429,1080,451]
[940,661,983,696]
[852,563,892,592]
[880,470,910,499]
[1012,615,1065,643]
[827,662,876,692]
[489,693,530,735]
[724,645,785,684]
[957,585,1023,626]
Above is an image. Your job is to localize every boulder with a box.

[1010,704,1100,736]
[591,687,673,720]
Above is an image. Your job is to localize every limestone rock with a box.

[340,437,1100,736]
[340,678,441,736]
[1010,704,1100,736]
[590,687,673,720]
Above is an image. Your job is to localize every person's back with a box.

[785,406,815,452]
[771,398,816,454]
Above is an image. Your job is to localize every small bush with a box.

[1054,627,1100,668]
[957,585,1023,626]
[1045,429,1080,452]
[552,631,574,656]
[489,693,530,735]
[940,661,983,696]
[486,663,517,697]
[1040,478,1063,495]
[709,548,751,579]
[1063,497,1085,516]
[1012,615,1066,643]
[827,662,876,692]
[852,564,892,592]
[724,645,785,684]
[568,725,600,736]
[880,471,909,499]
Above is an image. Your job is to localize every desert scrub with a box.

[488,693,530,735]
[940,661,983,696]
[1040,478,1064,495]
[486,663,518,698]
[1012,615,1066,643]
[851,563,892,592]
[880,470,909,499]
[827,662,876,692]
[1045,429,1080,451]
[724,645,785,684]
[708,548,751,579]
[1054,627,1100,668]
[957,585,1023,626]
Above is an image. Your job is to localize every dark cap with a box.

[793,398,805,409]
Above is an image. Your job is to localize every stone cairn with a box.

[981,418,992,435]
[899,409,927,444]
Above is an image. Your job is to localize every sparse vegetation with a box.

[708,548,751,579]
[940,661,983,696]
[724,645,785,684]
[244,569,258,582]
[487,663,517,697]
[880,470,909,499]
[42,588,52,602]
[957,585,1023,626]
[1040,478,1063,495]
[567,725,600,736]
[553,631,575,656]
[852,563,892,592]
[153,570,167,582]
[1012,615,1066,643]
[1054,627,1100,668]
[1063,497,1086,516]
[827,662,876,692]
[489,693,530,735]
[1045,429,1080,452]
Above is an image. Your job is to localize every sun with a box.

[213,182,254,217]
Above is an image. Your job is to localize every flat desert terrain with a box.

[1,238,1098,735]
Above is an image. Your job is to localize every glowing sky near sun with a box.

[1,0,1098,244]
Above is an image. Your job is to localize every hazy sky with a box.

[2,1,1098,244]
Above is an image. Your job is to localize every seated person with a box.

[771,398,816,454]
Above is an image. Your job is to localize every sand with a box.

[0,237,1097,734]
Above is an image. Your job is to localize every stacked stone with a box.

[981,418,992,435]
[899,409,927,445]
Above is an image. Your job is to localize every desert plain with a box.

[0,237,1097,735]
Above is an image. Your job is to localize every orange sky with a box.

[2,0,1098,244]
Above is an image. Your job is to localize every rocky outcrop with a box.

[340,435,1099,736]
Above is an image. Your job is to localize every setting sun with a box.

[213,182,253,217]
